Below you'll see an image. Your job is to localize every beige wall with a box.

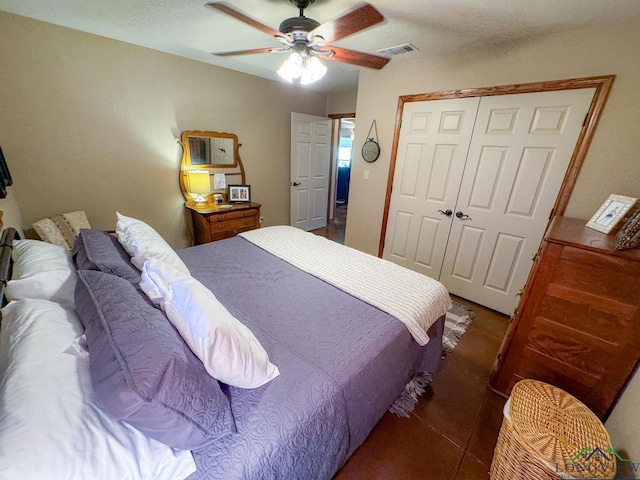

[606,370,640,460]
[346,19,640,255]
[0,12,326,248]
[0,193,24,237]
[346,18,640,456]
[326,90,357,115]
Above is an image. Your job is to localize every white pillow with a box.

[115,212,189,274]
[11,239,73,278]
[140,258,280,389]
[0,299,196,480]
[5,240,77,307]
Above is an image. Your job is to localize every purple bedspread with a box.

[178,236,443,480]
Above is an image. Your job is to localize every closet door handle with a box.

[291,182,301,187]
[455,211,471,220]
[438,209,453,217]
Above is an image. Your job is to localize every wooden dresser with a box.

[188,202,261,245]
[488,216,640,418]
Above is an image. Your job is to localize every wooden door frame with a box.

[378,75,616,257]
[327,113,356,224]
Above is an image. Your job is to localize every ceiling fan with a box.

[206,1,390,84]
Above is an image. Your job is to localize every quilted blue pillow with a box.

[75,270,236,450]
[72,229,141,283]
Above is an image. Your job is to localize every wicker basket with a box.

[490,380,614,479]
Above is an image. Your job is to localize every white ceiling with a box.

[2,0,640,94]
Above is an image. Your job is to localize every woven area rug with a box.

[443,299,475,357]
[389,299,475,417]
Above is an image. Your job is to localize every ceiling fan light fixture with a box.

[277,51,303,82]
[277,50,326,85]
[300,55,327,84]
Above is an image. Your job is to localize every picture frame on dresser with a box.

[585,194,638,234]
[228,185,250,203]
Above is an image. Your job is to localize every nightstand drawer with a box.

[206,209,258,223]
[189,203,261,245]
[211,216,258,233]
[209,222,258,241]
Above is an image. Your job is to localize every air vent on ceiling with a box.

[376,43,418,57]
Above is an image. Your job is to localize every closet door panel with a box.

[440,88,596,314]
[383,97,480,278]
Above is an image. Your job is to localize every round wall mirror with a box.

[362,139,380,163]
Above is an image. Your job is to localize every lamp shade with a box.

[187,171,211,204]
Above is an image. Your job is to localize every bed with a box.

[0,214,451,480]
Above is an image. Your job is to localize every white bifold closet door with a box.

[383,88,596,315]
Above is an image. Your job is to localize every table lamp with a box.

[187,170,211,205]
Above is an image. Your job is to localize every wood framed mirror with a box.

[182,131,238,168]
[179,131,246,207]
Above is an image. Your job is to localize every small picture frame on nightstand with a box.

[228,185,251,203]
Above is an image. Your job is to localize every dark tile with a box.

[455,454,490,480]
[311,204,347,244]
[451,325,504,376]
[412,353,488,448]
[335,413,464,480]
[466,391,507,467]
[452,296,510,342]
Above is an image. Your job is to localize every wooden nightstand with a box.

[187,202,261,245]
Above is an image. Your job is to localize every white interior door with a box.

[290,112,332,231]
[382,97,480,277]
[440,88,596,314]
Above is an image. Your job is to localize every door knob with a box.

[438,209,453,217]
[291,181,301,187]
[456,211,471,220]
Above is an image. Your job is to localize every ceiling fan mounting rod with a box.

[289,0,316,11]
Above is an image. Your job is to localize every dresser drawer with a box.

[488,217,640,418]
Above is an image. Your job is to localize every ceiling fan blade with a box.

[212,47,286,57]
[324,46,390,69]
[206,2,284,39]
[308,3,384,44]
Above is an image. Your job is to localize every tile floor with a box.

[311,207,511,480]
[311,203,347,245]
